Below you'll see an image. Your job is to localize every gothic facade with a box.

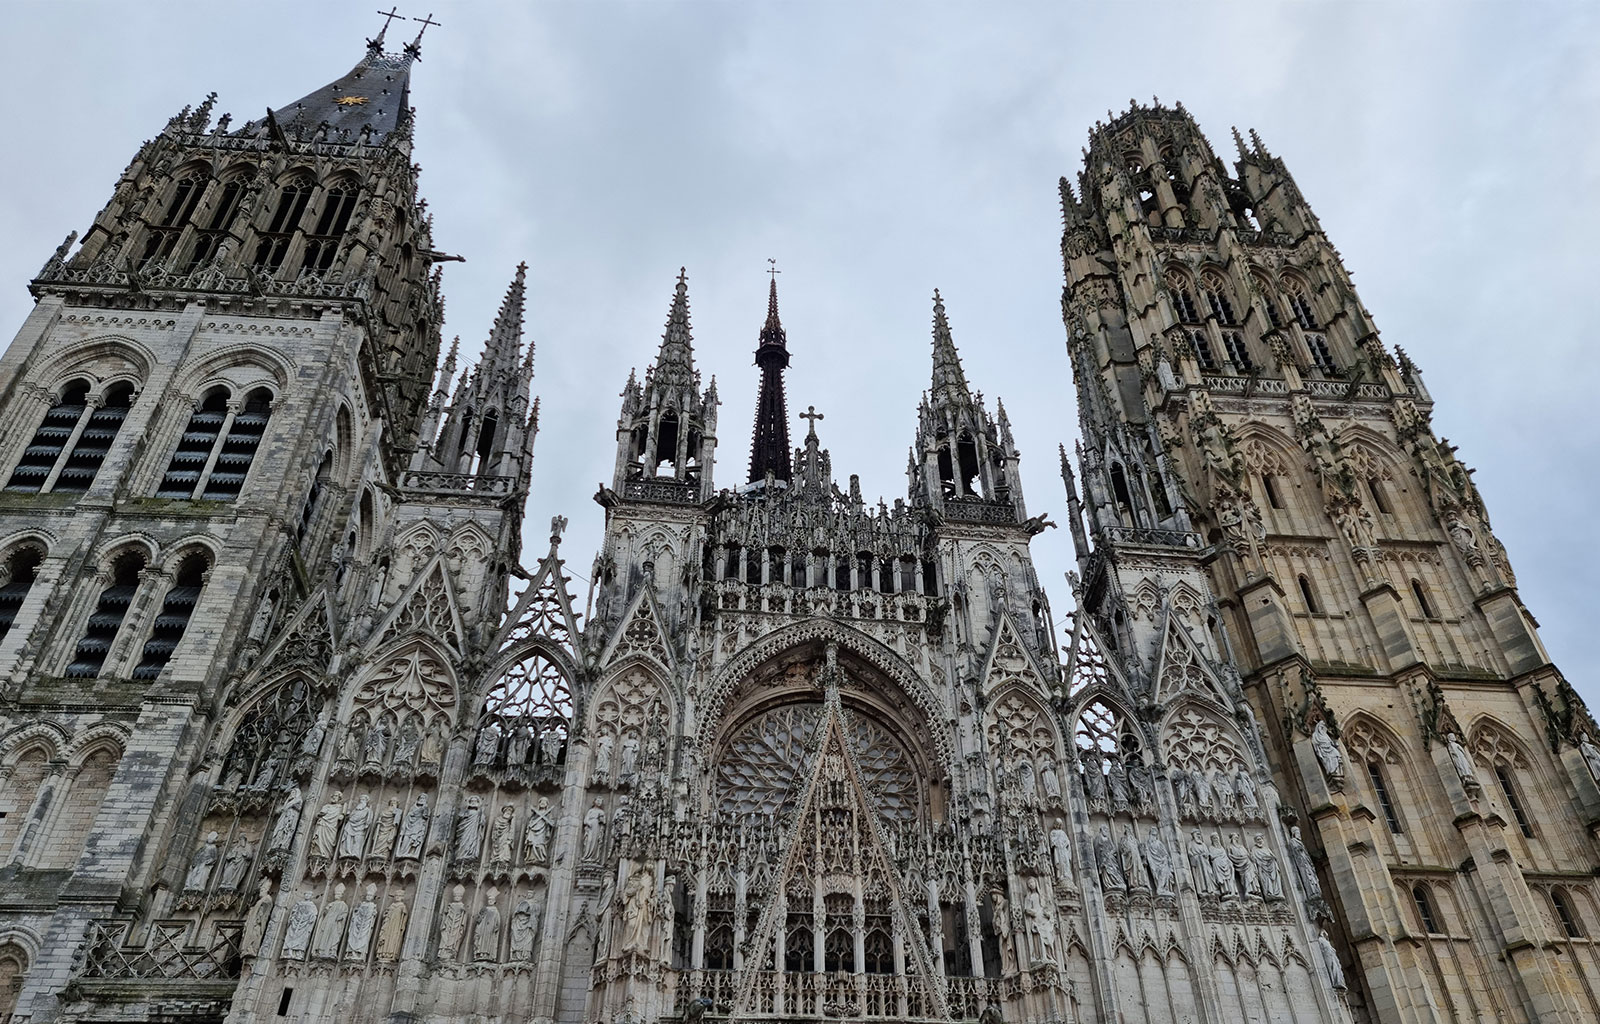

[0,30,1594,1024]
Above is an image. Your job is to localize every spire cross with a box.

[799,406,824,434]
[375,6,404,32]
[767,258,780,282]
[411,11,441,42]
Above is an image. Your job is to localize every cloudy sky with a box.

[1,2,1595,698]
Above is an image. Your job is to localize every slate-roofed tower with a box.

[747,276,792,484]
[1058,99,1600,1023]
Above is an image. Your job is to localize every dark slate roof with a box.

[268,47,413,142]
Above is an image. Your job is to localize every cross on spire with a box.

[368,6,404,51]
[799,405,824,435]
[767,258,780,283]
[406,11,440,57]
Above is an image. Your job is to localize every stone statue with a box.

[540,727,563,765]
[1039,757,1063,807]
[1127,759,1154,811]
[220,834,253,890]
[1287,825,1322,901]
[1144,827,1175,897]
[620,733,641,780]
[1022,879,1057,964]
[396,794,429,860]
[438,885,468,961]
[1187,830,1214,895]
[1171,767,1194,818]
[620,870,655,953]
[1094,824,1125,893]
[420,723,445,766]
[1106,757,1131,813]
[1209,834,1236,899]
[1211,767,1236,819]
[395,716,422,764]
[1118,825,1145,891]
[507,724,532,767]
[1048,827,1075,888]
[361,718,389,767]
[455,795,485,863]
[345,884,378,961]
[1235,766,1260,820]
[312,882,349,959]
[474,720,501,766]
[510,892,542,960]
[1015,756,1038,805]
[582,798,606,861]
[1191,766,1213,813]
[338,793,373,859]
[309,791,345,860]
[269,786,303,852]
[1311,719,1344,787]
[185,831,220,891]
[241,880,274,957]
[339,719,362,764]
[1228,833,1260,898]
[300,708,330,757]
[1580,734,1600,783]
[473,888,502,961]
[1316,926,1346,990]
[491,804,517,864]
[524,797,554,864]
[1252,834,1284,901]
[1445,731,1479,789]
[991,890,1017,975]
[281,889,318,960]
[594,731,616,781]
[376,895,409,962]
[1082,752,1107,810]
[370,797,401,860]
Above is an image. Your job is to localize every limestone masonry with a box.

[0,29,1595,1024]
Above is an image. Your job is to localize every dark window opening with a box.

[253,178,315,270]
[768,548,786,586]
[878,558,895,594]
[792,550,809,588]
[936,444,956,499]
[301,181,358,272]
[66,551,145,678]
[864,928,893,974]
[784,919,812,973]
[1262,474,1283,510]
[203,387,271,500]
[474,410,499,475]
[0,545,44,643]
[157,387,229,498]
[655,410,679,473]
[1192,331,1218,372]
[1110,464,1133,523]
[1172,285,1201,324]
[187,178,244,271]
[824,928,854,972]
[133,551,209,679]
[55,382,134,493]
[1297,574,1319,614]
[706,923,734,971]
[277,989,293,1017]
[921,558,939,597]
[7,379,91,492]
[140,175,205,267]
[297,452,333,543]
[1410,580,1434,620]
[957,432,982,497]
[1412,885,1441,934]
[1494,765,1533,838]
[1367,761,1404,834]
[835,557,851,590]
[1289,288,1319,329]
[857,553,873,591]
[1307,333,1337,375]
[1222,331,1254,372]
[745,549,762,586]
[1367,477,1390,515]
[1553,890,1584,939]
[1203,280,1238,325]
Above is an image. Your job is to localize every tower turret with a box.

[747,275,793,485]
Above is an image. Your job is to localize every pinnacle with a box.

[482,263,528,380]
[929,289,970,401]
[651,269,697,388]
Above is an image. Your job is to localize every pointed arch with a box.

[1159,699,1249,775]
[63,723,129,766]
[370,553,466,655]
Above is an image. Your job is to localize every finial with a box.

[799,405,824,440]
[370,6,404,51]
[405,11,440,59]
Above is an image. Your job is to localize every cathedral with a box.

[0,25,1597,1024]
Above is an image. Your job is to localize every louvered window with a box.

[0,545,44,643]
[6,381,89,491]
[157,387,272,500]
[66,552,145,679]
[1191,331,1218,372]
[300,180,358,272]
[54,383,134,493]
[133,552,208,680]
[1222,331,1254,373]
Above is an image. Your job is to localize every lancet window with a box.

[0,543,43,643]
[132,549,210,680]
[253,174,315,271]
[186,175,246,271]
[216,676,326,798]
[477,650,573,771]
[156,385,272,499]
[65,549,145,679]
[140,169,206,268]
[7,379,135,494]
[300,177,358,272]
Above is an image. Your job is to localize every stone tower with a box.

[1059,100,1600,1023]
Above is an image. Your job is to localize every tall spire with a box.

[929,289,970,402]
[483,262,528,381]
[748,272,793,483]
[649,269,697,388]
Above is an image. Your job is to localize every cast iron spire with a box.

[748,271,792,483]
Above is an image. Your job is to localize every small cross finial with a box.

[376,7,404,32]
[767,258,780,282]
[408,11,440,50]
[799,405,824,437]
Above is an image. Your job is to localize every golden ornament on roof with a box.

[334,95,370,107]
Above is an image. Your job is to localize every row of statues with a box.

[275,881,409,963]
[1170,762,1264,823]
[184,830,255,893]
[452,794,557,868]
[435,884,546,963]
[473,718,568,772]
[1078,751,1160,817]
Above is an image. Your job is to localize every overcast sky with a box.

[1,2,1595,701]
